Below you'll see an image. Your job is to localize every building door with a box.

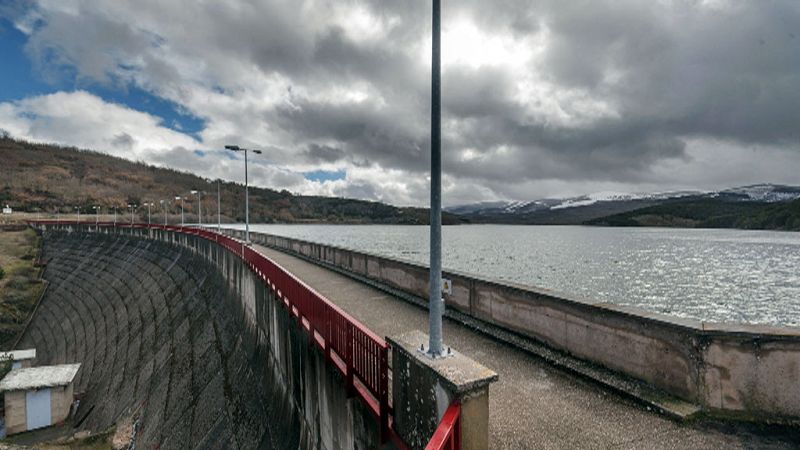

[25,388,52,431]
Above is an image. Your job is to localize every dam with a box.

[9,221,800,448]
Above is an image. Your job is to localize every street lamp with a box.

[190,190,202,226]
[145,202,154,225]
[160,200,168,225]
[225,145,262,243]
[113,206,117,224]
[217,180,221,231]
[427,0,445,358]
[74,206,80,223]
[127,204,137,224]
[175,196,184,226]
[93,206,100,225]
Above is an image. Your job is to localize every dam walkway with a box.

[254,243,796,450]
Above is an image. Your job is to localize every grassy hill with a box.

[586,198,800,231]
[0,137,462,225]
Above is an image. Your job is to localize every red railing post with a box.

[379,344,390,443]
[325,306,333,364]
[346,322,354,397]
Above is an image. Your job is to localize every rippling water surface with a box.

[235,224,800,327]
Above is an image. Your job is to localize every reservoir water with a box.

[233,224,800,327]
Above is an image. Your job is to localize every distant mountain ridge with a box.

[447,184,800,227]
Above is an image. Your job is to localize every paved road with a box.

[255,244,798,450]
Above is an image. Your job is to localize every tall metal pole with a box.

[113,207,117,224]
[147,203,152,225]
[217,181,221,231]
[225,145,260,241]
[245,149,250,243]
[164,201,167,225]
[428,0,444,357]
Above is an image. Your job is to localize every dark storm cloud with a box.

[272,97,427,172]
[303,144,347,164]
[111,132,135,150]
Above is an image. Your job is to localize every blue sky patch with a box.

[0,16,205,139]
[0,18,65,101]
[303,169,346,182]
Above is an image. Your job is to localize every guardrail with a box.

[32,221,462,449]
[425,402,461,450]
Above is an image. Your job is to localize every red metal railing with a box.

[425,401,462,450]
[32,221,461,449]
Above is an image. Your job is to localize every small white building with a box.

[1,205,11,215]
[0,349,36,370]
[0,363,80,435]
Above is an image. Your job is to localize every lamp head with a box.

[225,145,240,151]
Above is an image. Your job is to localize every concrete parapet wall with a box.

[238,229,800,422]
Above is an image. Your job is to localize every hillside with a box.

[451,199,662,225]
[586,198,800,231]
[0,137,462,225]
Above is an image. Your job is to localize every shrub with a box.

[0,358,11,380]
[0,266,4,280]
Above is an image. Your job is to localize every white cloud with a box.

[0,91,199,158]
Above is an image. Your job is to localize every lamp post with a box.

[191,190,202,226]
[145,202,153,225]
[427,0,445,358]
[176,196,184,226]
[160,200,168,225]
[225,145,262,243]
[75,206,80,223]
[127,204,137,225]
[217,181,221,231]
[113,206,117,224]
[93,206,100,225]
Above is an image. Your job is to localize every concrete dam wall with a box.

[238,230,800,423]
[20,228,379,448]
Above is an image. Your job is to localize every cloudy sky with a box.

[1,0,799,206]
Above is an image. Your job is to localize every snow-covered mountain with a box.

[446,184,800,222]
[717,184,800,202]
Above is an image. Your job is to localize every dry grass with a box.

[0,228,44,349]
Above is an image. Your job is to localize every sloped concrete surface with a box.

[16,232,283,449]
